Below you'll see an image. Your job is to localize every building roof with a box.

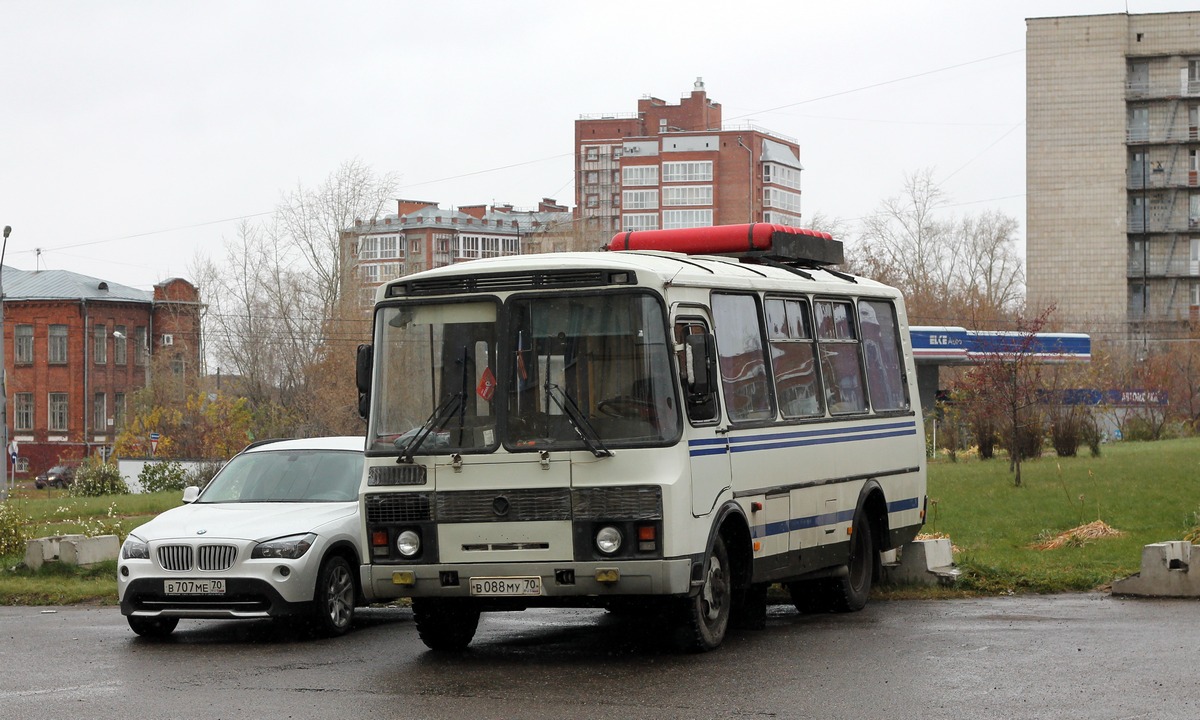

[353,206,571,236]
[0,267,152,303]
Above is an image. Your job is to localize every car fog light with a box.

[279,566,290,577]
[396,530,421,557]
[595,526,622,555]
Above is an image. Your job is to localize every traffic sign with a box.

[149,432,160,456]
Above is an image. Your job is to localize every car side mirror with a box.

[356,344,373,420]
[182,486,200,504]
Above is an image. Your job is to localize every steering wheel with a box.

[597,395,655,419]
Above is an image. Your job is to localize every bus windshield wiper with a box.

[396,391,463,464]
[547,384,612,458]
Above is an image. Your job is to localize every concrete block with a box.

[60,535,120,566]
[24,535,86,571]
[1112,541,1200,598]
[880,538,961,586]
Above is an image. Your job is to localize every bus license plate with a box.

[164,579,226,595]
[468,576,542,597]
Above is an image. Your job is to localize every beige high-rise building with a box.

[1027,11,1200,344]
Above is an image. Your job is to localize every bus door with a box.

[674,315,731,517]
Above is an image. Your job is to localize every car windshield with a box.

[198,449,363,503]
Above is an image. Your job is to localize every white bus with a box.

[356,223,927,652]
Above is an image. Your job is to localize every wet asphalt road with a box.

[0,594,1197,720]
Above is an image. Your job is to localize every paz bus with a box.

[355,223,927,651]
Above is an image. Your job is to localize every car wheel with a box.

[412,598,480,651]
[127,615,179,638]
[675,534,731,652]
[34,482,45,490]
[311,556,356,637]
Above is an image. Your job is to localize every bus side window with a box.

[674,321,718,422]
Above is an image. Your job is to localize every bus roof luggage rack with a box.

[606,223,844,267]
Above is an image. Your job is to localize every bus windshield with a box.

[368,292,681,454]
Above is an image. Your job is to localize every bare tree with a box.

[955,210,1025,322]
[273,159,398,320]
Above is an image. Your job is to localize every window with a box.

[585,146,600,162]
[359,236,378,260]
[94,324,107,364]
[48,325,68,364]
[14,393,33,431]
[114,325,127,365]
[362,264,380,283]
[379,235,400,258]
[662,161,713,183]
[114,392,126,430]
[713,293,773,422]
[765,298,822,418]
[662,185,713,206]
[622,213,658,231]
[1190,59,1200,95]
[764,187,803,214]
[481,237,500,258]
[623,166,659,187]
[586,194,599,208]
[815,300,868,414]
[763,163,802,190]
[408,237,423,256]
[49,393,68,432]
[503,237,520,255]
[622,190,659,210]
[15,324,32,364]
[662,209,713,229]
[857,300,908,411]
[585,171,600,185]
[93,392,106,432]
[674,320,718,423]
[135,326,147,366]
[1128,107,1149,142]
[763,211,803,225]
[1127,61,1149,93]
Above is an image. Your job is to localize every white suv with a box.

[118,437,365,638]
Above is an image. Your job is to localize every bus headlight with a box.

[396,529,421,557]
[595,526,622,555]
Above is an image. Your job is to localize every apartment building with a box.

[2,270,201,476]
[342,198,572,307]
[575,78,805,239]
[1027,11,1200,341]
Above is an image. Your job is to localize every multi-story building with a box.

[574,78,805,240]
[343,198,571,306]
[1,269,201,477]
[1027,11,1200,342]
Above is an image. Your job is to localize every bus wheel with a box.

[830,511,875,613]
[677,534,731,652]
[412,598,481,651]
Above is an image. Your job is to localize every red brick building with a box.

[2,269,201,478]
[575,78,805,234]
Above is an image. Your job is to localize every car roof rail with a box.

[241,437,292,452]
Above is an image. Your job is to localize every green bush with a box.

[0,502,29,556]
[185,461,223,491]
[68,457,130,498]
[138,461,187,493]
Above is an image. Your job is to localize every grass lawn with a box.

[1,439,1198,605]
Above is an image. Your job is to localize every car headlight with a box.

[396,529,421,557]
[121,535,150,560]
[251,533,317,560]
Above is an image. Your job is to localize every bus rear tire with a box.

[829,511,875,613]
[412,598,480,651]
[676,534,731,652]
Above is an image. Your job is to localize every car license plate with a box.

[468,576,542,597]
[164,579,226,595]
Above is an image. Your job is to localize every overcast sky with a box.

[3,0,1196,291]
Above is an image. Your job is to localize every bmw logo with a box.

[492,496,510,517]
[196,529,207,535]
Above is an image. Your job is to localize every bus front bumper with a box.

[361,558,696,602]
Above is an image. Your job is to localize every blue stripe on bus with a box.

[749,498,921,539]
[688,420,918,458]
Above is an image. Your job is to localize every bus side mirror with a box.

[356,344,373,420]
[684,333,716,398]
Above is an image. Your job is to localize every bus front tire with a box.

[676,534,731,652]
[412,598,480,651]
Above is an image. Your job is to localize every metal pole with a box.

[1,226,10,500]
[1142,154,1149,356]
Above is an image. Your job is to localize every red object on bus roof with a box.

[606,223,833,254]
